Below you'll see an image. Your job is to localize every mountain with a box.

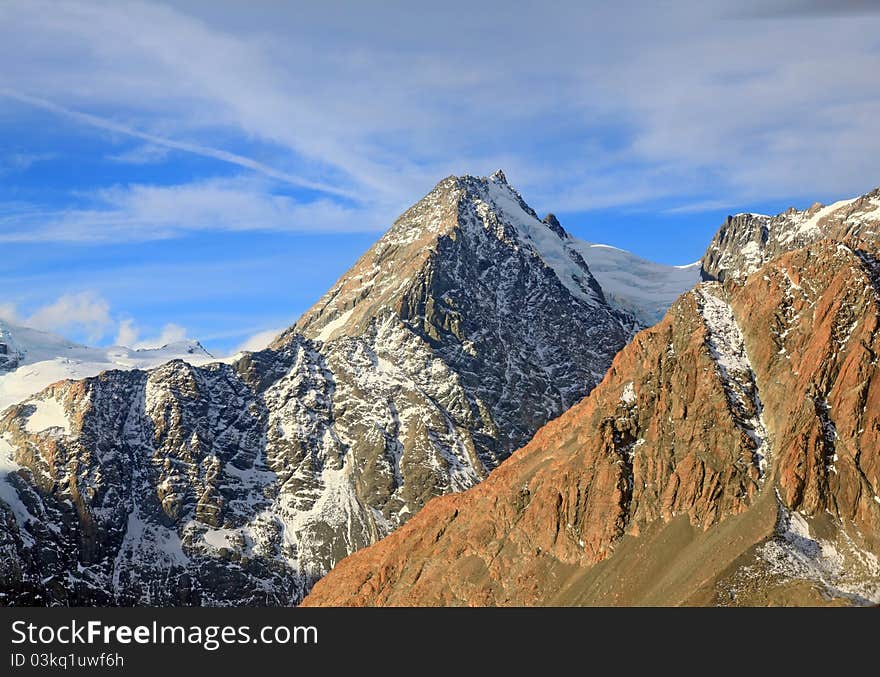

[0,319,213,410]
[303,189,880,607]
[0,171,644,606]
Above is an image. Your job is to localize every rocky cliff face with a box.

[701,187,880,281]
[303,233,880,607]
[0,171,638,606]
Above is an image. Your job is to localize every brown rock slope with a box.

[304,238,880,606]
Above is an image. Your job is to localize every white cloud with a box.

[0,302,19,322]
[663,199,741,215]
[4,294,196,351]
[106,144,171,165]
[24,292,113,342]
[114,319,190,349]
[2,152,56,173]
[233,328,282,354]
[134,323,188,349]
[114,318,139,346]
[0,89,356,199]
[0,176,388,243]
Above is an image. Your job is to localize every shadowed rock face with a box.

[0,172,637,606]
[303,236,880,607]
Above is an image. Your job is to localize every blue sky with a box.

[2,1,880,354]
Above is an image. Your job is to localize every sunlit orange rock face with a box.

[304,237,880,606]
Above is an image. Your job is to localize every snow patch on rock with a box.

[696,285,770,476]
[780,198,858,245]
[314,308,355,342]
[24,398,70,435]
[0,436,36,544]
[760,502,880,605]
[480,177,603,307]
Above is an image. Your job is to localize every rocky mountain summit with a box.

[304,191,880,607]
[0,171,646,606]
[701,187,880,281]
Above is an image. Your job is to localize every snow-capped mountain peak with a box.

[471,172,607,307]
[286,171,617,345]
[1,320,84,372]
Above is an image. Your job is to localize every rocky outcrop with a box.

[701,187,880,282]
[303,236,880,607]
[0,172,638,606]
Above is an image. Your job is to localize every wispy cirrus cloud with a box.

[106,144,170,165]
[2,0,879,216]
[1,152,57,173]
[663,199,743,215]
[0,89,357,200]
[0,176,386,243]
[735,0,880,18]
